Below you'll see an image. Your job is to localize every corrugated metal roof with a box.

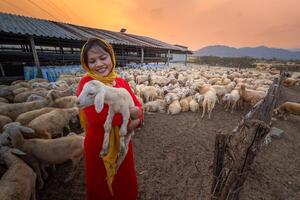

[127,34,188,51]
[0,12,189,52]
[0,12,80,40]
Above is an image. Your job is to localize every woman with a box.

[76,38,143,200]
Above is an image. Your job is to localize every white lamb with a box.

[76,80,135,164]
[222,89,240,113]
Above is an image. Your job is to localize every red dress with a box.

[76,76,143,200]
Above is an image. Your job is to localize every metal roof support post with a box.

[29,36,40,68]
[141,48,144,65]
[167,50,170,66]
[0,64,5,76]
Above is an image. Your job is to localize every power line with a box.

[1,0,31,16]
[26,0,59,21]
[59,1,86,25]
[44,0,73,22]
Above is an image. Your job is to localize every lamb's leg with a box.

[201,100,206,119]
[100,107,114,157]
[116,133,132,171]
[32,162,44,190]
[208,101,212,120]
[119,109,130,155]
[41,162,48,180]
[225,101,230,111]
[64,153,82,183]
[231,101,237,113]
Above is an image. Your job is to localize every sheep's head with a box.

[77,80,106,113]
[222,94,231,102]
[195,93,204,103]
[4,122,34,147]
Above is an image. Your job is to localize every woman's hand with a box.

[128,107,141,133]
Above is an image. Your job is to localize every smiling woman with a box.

[81,39,113,77]
[77,38,143,200]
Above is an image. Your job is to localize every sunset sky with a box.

[1,0,299,50]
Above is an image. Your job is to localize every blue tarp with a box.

[24,65,83,81]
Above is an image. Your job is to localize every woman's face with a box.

[87,45,113,77]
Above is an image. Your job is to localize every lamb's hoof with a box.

[100,149,108,157]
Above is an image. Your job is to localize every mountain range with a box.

[194,45,300,60]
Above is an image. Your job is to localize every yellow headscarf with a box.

[79,38,120,195]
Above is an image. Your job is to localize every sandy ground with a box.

[30,85,300,200]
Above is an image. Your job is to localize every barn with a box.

[0,12,191,82]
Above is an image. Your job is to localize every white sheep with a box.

[189,99,199,112]
[222,89,240,113]
[143,99,166,113]
[195,89,217,119]
[167,100,181,115]
[76,80,135,163]
[141,86,158,103]
[179,96,193,112]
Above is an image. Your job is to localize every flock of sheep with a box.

[0,63,300,200]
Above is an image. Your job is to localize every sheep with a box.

[0,115,12,132]
[136,74,150,84]
[283,78,300,87]
[222,89,240,113]
[0,146,37,200]
[273,102,300,120]
[141,86,158,103]
[179,96,193,112]
[211,82,236,100]
[195,89,217,119]
[167,100,181,115]
[14,88,48,103]
[76,80,135,165]
[28,107,79,138]
[6,125,84,183]
[15,107,56,126]
[239,84,266,106]
[0,97,8,103]
[28,78,48,84]
[51,87,74,98]
[164,92,179,105]
[0,90,55,120]
[0,87,14,102]
[12,87,31,96]
[2,123,44,189]
[53,96,77,108]
[135,84,146,97]
[143,100,166,113]
[26,94,47,102]
[189,99,199,112]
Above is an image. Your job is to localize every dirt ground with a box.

[35,85,300,200]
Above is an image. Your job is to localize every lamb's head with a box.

[76,80,106,113]
[222,94,231,102]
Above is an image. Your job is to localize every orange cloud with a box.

[0,0,299,50]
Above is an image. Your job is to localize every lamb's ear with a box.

[11,148,27,156]
[94,87,106,113]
